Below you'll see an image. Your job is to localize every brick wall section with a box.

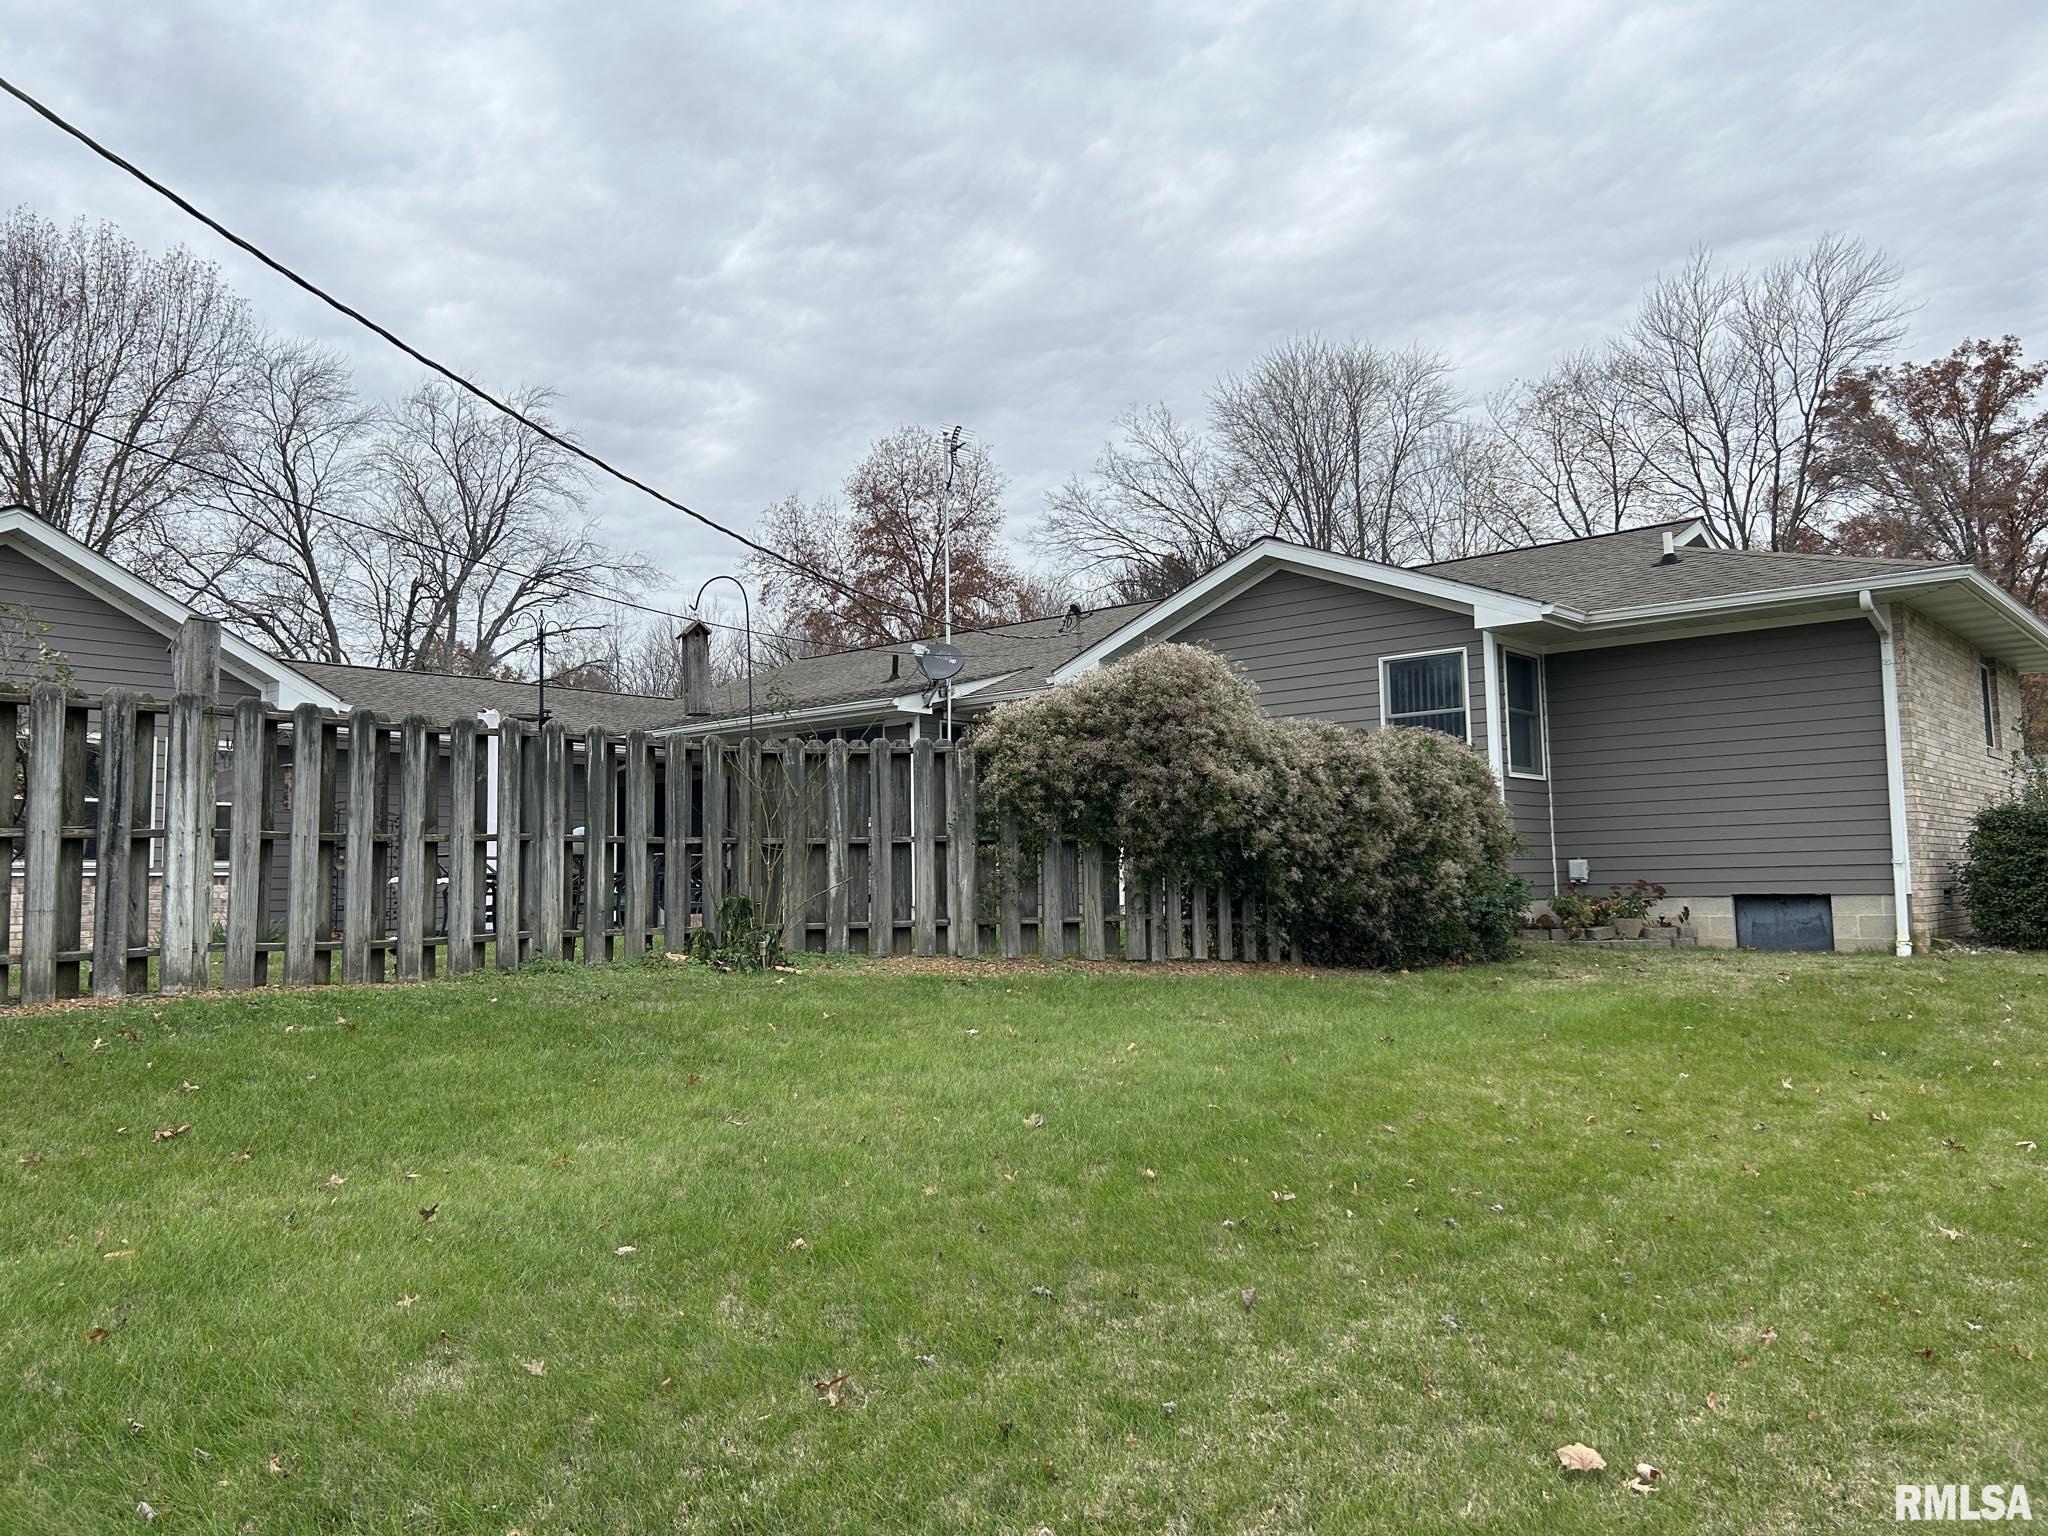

[1894,606,2024,943]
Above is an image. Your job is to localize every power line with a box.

[0,390,808,649]
[0,71,932,631]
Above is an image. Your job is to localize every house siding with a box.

[1544,620,1893,906]
[0,544,258,702]
[1173,569,1490,737]
[1166,569,1566,885]
[1894,606,2024,943]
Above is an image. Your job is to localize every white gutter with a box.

[1860,591,1914,957]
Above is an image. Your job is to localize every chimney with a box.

[889,652,901,681]
[676,618,712,716]
[1659,529,1680,565]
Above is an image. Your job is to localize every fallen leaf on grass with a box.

[266,1452,288,1477]
[103,1248,136,1260]
[522,1360,546,1376]
[1240,1287,1257,1312]
[1705,1392,1722,1410]
[84,1326,109,1343]
[137,1501,157,1523]
[227,1150,250,1163]
[1556,1443,1606,1473]
[152,1125,190,1143]
[790,1237,808,1250]
[1024,1113,1044,1129]
[1030,1285,1055,1299]
[1271,1190,1296,1204]
[1635,1462,1664,1482]
[418,1204,438,1223]
[2019,1141,2038,1152]
[1871,1111,1891,1123]
[396,1295,418,1309]
[179,1081,200,1094]
[615,1245,637,1256]
[314,1173,345,1192]
[18,1153,42,1168]
[812,1372,851,1407]
[1938,1225,1963,1241]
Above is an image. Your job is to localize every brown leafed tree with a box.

[1821,337,2048,602]
[0,207,250,558]
[750,427,1046,651]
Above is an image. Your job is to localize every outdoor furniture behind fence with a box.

[0,683,1291,1005]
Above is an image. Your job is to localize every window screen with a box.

[1384,651,1467,739]
[1505,651,1543,775]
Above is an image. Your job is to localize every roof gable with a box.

[0,505,343,707]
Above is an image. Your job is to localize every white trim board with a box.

[1051,539,1548,683]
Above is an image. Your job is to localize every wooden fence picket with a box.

[397,716,433,982]
[286,703,336,987]
[535,723,566,962]
[95,692,156,997]
[702,737,727,942]
[223,696,272,991]
[826,740,850,954]
[343,710,380,984]
[622,730,653,958]
[0,698,17,1004]
[869,744,894,956]
[447,721,480,974]
[911,738,937,956]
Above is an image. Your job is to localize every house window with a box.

[1504,651,1544,777]
[1980,662,2001,749]
[1382,649,1469,740]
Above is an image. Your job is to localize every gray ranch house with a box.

[5,501,2044,954]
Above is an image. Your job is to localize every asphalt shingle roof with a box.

[1415,522,1963,612]
[692,600,1157,722]
[290,661,696,735]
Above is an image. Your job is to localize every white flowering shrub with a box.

[975,644,1524,967]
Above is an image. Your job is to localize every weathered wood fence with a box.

[0,684,1291,1005]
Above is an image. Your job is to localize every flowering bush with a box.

[975,644,1523,967]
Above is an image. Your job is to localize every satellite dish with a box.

[911,641,965,682]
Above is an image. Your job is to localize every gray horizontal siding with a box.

[0,544,258,702]
[1503,772,1553,887]
[1173,569,1488,740]
[1545,620,1891,896]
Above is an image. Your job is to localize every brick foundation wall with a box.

[1894,607,2024,943]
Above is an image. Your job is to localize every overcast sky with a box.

[6,1,2044,613]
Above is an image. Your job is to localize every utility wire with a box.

[0,71,934,630]
[0,391,808,650]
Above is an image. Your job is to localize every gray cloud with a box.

[6,0,2044,610]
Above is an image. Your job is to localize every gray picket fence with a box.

[0,684,1291,1004]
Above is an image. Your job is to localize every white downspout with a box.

[1480,631,1505,800]
[1860,593,1913,957]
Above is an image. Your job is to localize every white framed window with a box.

[1504,650,1545,777]
[1980,661,2001,750]
[1380,648,1470,741]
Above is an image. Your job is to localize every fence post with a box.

[447,721,479,975]
[494,724,523,971]
[663,738,690,952]
[779,738,805,954]
[159,690,212,994]
[741,741,765,909]
[1190,885,1209,961]
[89,692,143,997]
[825,740,850,954]
[343,711,381,984]
[622,730,653,958]
[1037,838,1061,961]
[1165,880,1186,960]
[222,697,270,990]
[285,703,335,986]
[869,743,894,956]
[396,716,432,981]
[1123,853,1149,962]
[702,737,727,942]
[0,698,15,1003]
[581,729,614,963]
[911,738,937,956]
[948,744,978,957]
[535,722,566,962]
[998,817,1024,959]
[1081,843,1107,961]
[21,687,83,1001]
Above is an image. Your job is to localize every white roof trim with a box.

[1051,539,1550,683]
[0,505,346,709]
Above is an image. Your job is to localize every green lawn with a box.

[3,948,2044,1533]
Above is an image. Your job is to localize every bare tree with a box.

[153,336,372,662]
[360,381,656,673]
[750,427,1045,650]
[1614,236,1906,548]
[1484,349,1659,543]
[1042,403,1253,602]
[1396,423,1513,563]
[1210,336,1462,563]
[0,208,250,558]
